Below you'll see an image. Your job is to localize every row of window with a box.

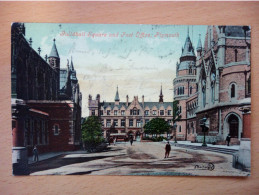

[103,119,172,128]
[93,109,172,116]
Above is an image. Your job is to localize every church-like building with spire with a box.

[88,86,173,141]
[11,23,82,174]
[174,26,251,144]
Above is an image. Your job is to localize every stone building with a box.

[88,86,173,141]
[174,26,251,144]
[11,23,82,174]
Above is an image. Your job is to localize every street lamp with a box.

[200,117,209,147]
[173,122,178,143]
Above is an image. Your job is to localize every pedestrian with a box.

[130,136,133,146]
[226,134,231,146]
[113,137,116,146]
[164,141,171,158]
[33,145,39,162]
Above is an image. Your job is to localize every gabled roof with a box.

[100,101,173,110]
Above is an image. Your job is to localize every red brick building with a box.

[173,26,251,144]
[11,23,82,174]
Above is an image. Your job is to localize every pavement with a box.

[172,140,240,150]
[29,142,250,176]
[28,150,87,164]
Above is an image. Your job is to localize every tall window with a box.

[168,110,172,115]
[145,119,149,124]
[211,82,215,103]
[145,110,149,116]
[114,110,118,116]
[160,110,164,116]
[179,125,181,133]
[101,120,104,126]
[106,119,111,127]
[202,79,206,107]
[231,84,236,98]
[114,119,118,126]
[137,119,141,127]
[234,49,238,62]
[190,86,192,95]
[153,110,157,115]
[121,110,125,116]
[54,124,59,135]
[91,110,95,116]
[121,119,125,127]
[100,110,103,116]
[107,110,110,115]
[247,75,251,95]
[129,119,133,127]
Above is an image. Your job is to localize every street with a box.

[30,142,249,176]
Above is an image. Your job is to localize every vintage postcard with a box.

[11,23,251,176]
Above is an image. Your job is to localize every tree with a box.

[81,116,104,151]
[144,118,170,137]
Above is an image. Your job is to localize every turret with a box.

[48,38,60,70]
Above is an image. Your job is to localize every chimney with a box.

[126,95,129,106]
[142,95,144,105]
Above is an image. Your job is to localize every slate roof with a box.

[49,39,59,58]
[225,26,248,37]
[181,35,195,57]
[100,101,173,110]
[178,60,195,71]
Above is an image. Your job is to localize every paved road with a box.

[30,142,250,176]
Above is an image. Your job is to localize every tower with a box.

[173,27,197,140]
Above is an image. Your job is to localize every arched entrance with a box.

[228,115,239,138]
[223,112,242,140]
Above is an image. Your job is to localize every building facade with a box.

[88,86,173,140]
[174,26,251,144]
[11,22,82,172]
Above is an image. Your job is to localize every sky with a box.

[25,23,207,117]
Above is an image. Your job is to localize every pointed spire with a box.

[115,86,120,101]
[71,56,74,71]
[49,38,59,58]
[159,85,163,103]
[181,28,195,57]
[197,34,202,52]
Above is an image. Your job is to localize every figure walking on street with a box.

[130,136,133,146]
[226,134,231,146]
[33,145,39,162]
[113,137,116,146]
[165,141,171,158]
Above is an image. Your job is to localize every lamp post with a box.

[173,122,178,143]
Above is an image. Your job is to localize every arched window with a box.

[231,84,235,98]
[179,125,181,133]
[190,86,192,95]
